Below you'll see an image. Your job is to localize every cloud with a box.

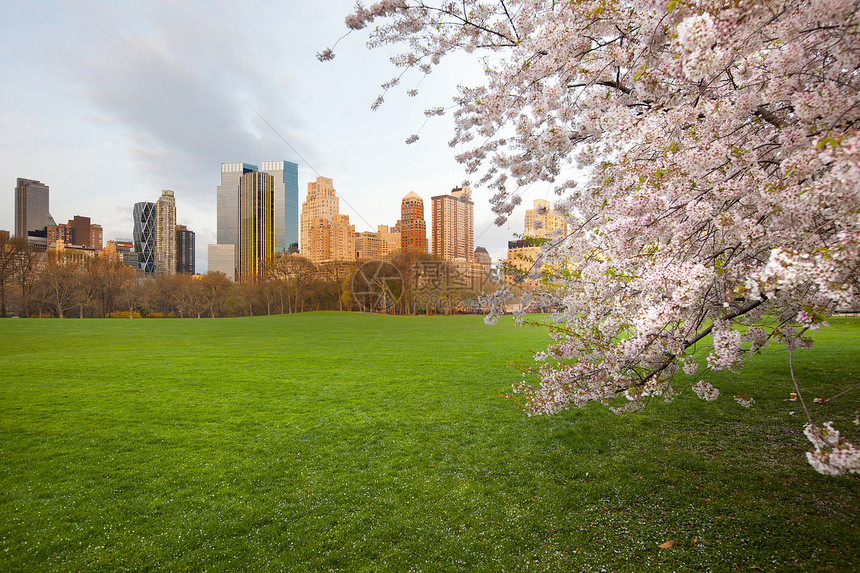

[65,0,313,199]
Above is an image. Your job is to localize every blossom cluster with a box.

[692,381,719,402]
[333,0,860,475]
[804,423,860,477]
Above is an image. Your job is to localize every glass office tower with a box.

[15,178,51,248]
[133,201,157,274]
[217,163,258,266]
[260,160,299,254]
[237,171,274,281]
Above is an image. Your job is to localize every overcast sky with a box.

[1,0,553,270]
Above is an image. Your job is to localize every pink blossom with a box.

[336,0,860,476]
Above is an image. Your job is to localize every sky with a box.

[0,0,551,270]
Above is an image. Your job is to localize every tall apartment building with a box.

[14,178,51,249]
[328,215,355,262]
[300,177,355,264]
[237,171,274,281]
[431,187,474,261]
[525,198,567,239]
[216,161,298,265]
[504,199,568,288]
[300,176,338,255]
[155,190,177,276]
[133,202,157,274]
[400,192,428,254]
[176,225,195,274]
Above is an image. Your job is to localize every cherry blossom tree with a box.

[324,0,859,474]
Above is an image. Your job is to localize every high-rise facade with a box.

[355,231,385,260]
[47,222,72,246]
[300,176,338,256]
[14,178,51,248]
[133,202,157,275]
[401,192,428,254]
[525,198,567,239]
[47,216,103,249]
[208,244,235,281]
[217,161,298,268]
[300,177,355,264]
[237,171,274,281]
[504,199,568,288]
[155,190,177,276]
[102,239,139,268]
[176,225,195,274]
[431,187,474,261]
[217,163,256,263]
[355,224,401,260]
[260,161,299,254]
[474,246,492,284]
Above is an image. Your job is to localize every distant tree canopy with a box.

[0,245,498,319]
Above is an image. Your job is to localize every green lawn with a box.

[1,313,857,572]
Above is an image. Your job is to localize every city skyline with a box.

[0,0,551,270]
[8,171,497,276]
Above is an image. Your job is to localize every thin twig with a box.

[820,381,860,404]
[788,327,813,427]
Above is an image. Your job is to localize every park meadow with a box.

[1,313,857,572]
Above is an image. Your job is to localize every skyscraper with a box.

[217,163,256,263]
[133,202,157,275]
[176,225,195,274]
[14,178,51,248]
[217,161,298,264]
[431,186,474,261]
[260,161,299,254]
[300,176,338,256]
[237,171,274,281]
[155,190,177,276]
[401,192,428,254]
[300,176,355,263]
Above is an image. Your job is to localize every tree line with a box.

[0,232,496,318]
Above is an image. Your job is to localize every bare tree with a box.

[36,254,81,318]
[270,255,316,313]
[0,231,15,317]
[198,272,234,318]
[318,261,356,311]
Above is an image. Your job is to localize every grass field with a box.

[1,313,857,572]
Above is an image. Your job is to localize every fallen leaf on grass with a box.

[658,541,674,549]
